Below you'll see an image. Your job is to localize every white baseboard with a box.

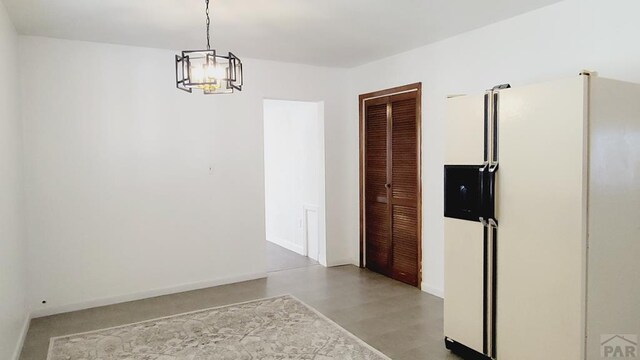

[421,282,444,298]
[12,312,30,360]
[30,272,267,318]
[267,235,304,255]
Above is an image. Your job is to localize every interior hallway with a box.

[20,265,460,360]
[267,241,318,272]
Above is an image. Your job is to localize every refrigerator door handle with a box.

[487,163,498,228]
[483,93,490,163]
[479,162,498,227]
[481,84,509,359]
[480,90,491,226]
[479,163,489,226]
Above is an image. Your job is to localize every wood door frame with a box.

[359,82,423,288]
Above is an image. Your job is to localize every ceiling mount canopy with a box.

[175,0,243,94]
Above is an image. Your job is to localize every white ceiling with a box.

[4,0,562,67]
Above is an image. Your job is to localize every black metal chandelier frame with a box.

[175,50,243,94]
[175,0,243,94]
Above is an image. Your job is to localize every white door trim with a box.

[302,204,319,260]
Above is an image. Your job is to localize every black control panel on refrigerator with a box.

[444,165,482,222]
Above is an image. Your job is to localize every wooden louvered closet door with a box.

[365,98,391,275]
[364,90,420,287]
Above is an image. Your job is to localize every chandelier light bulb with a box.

[206,64,226,81]
[191,65,205,84]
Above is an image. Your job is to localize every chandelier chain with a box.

[205,0,211,50]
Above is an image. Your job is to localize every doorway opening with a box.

[359,83,422,287]
[263,99,326,272]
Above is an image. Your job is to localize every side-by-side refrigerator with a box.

[443,74,640,360]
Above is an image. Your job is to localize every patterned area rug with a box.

[47,295,390,360]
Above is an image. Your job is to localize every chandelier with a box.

[175,0,243,94]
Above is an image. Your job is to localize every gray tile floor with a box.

[19,265,461,360]
[267,241,318,272]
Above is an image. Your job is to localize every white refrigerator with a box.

[443,74,640,360]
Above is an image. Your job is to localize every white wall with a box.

[0,1,28,359]
[19,36,350,316]
[348,0,640,297]
[263,100,324,262]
